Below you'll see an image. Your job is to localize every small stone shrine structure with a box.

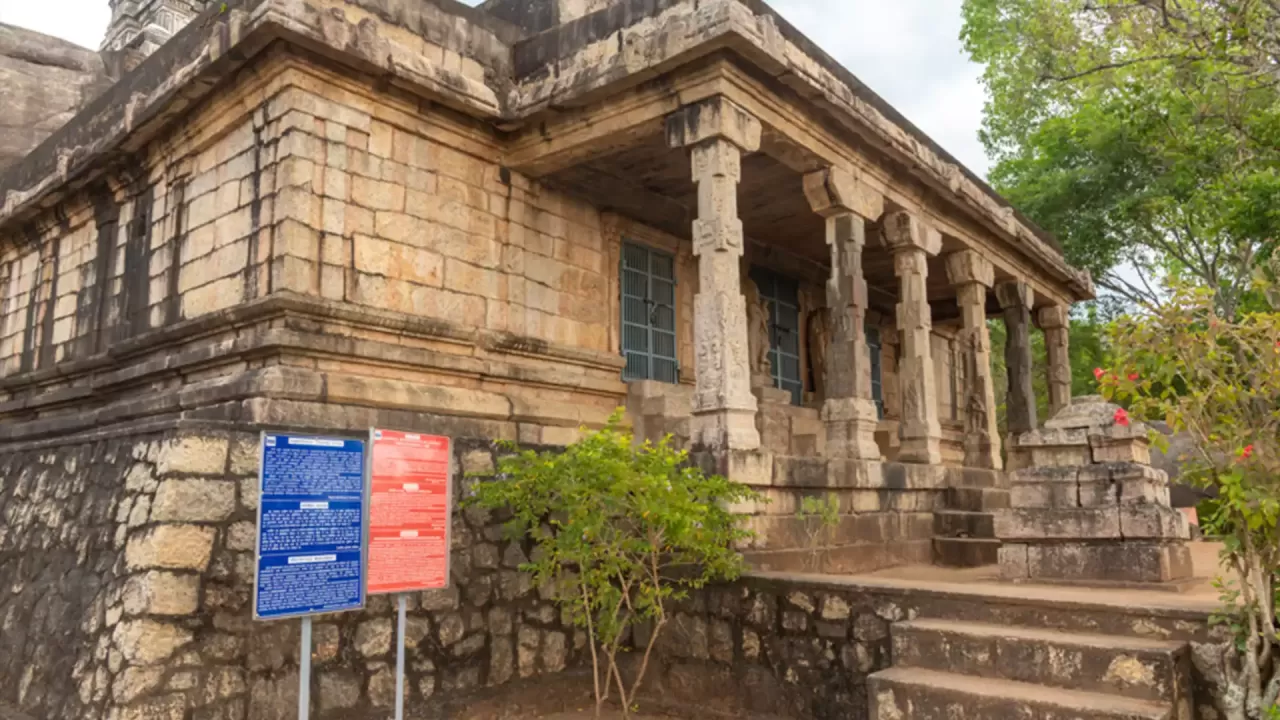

[997,396,1194,588]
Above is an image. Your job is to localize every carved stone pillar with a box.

[882,211,943,464]
[945,251,1002,470]
[996,281,1037,435]
[666,97,762,450]
[1037,305,1072,418]
[803,167,884,460]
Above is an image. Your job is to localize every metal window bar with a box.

[751,268,803,405]
[621,242,679,384]
[867,328,885,419]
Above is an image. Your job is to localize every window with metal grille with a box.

[621,242,678,383]
[750,268,803,405]
[867,328,885,419]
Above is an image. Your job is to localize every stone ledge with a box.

[0,293,626,419]
[0,360,624,444]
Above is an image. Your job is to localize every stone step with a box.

[891,619,1188,704]
[897,587,1215,641]
[932,537,999,567]
[868,667,1173,720]
[933,510,994,538]
[947,486,1010,512]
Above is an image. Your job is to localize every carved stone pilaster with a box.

[882,211,942,465]
[945,251,1001,470]
[667,97,762,451]
[1037,305,1072,418]
[803,167,883,460]
[997,281,1038,435]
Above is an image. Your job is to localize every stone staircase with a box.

[869,613,1193,719]
[932,470,1008,567]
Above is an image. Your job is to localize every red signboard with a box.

[366,430,453,595]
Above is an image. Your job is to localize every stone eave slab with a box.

[505,0,1095,302]
[0,0,522,238]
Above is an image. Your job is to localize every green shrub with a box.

[466,411,760,718]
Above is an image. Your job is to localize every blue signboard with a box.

[254,434,367,620]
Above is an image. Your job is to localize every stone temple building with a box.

[0,1,1218,719]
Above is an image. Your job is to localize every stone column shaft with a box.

[1038,305,1072,418]
[803,168,885,459]
[667,97,762,451]
[946,251,1002,470]
[883,211,942,465]
[997,281,1037,435]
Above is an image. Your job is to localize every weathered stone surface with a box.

[356,618,393,657]
[154,436,229,476]
[150,479,236,522]
[113,619,193,666]
[995,508,1121,540]
[121,572,200,616]
[0,24,113,171]
[125,525,216,571]
[319,671,360,710]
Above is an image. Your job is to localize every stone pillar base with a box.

[821,397,881,460]
[898,435,942,466]
[692,407,761,451]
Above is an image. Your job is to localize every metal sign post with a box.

[299,617,312,718]
[395,594,407,720]
[253,433,368,720]
[366,429,454,720]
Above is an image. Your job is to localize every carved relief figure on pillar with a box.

[744,273,774,388]
[807,306,831,401]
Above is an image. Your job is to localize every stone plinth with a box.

[997,397,1193,589]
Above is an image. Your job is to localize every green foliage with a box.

[1098,277,1279,715]
[796,494,840,571]
[465,411,759,718]
[962,0,1280,315]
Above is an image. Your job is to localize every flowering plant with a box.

[1098,279,1279,717]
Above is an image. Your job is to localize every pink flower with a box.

[1239,445,1255,461]
[1128,373,1139,382]
[1114,408,1130,427]
[1094,368,1105,380]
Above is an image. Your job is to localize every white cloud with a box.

[0,0,991,177]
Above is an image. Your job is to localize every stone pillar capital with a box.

[1037,304,1070,330]
[802,166,885,220]
[945,250,995,288]
[666,96,762,153]
[881,210,942,256]
[995,281,1035,311]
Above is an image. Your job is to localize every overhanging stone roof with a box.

[0,0,1094,301]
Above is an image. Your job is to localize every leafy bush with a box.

[466,411,759,718]
[1100,280,1279,718]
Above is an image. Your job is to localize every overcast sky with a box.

[0,0,991,177]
